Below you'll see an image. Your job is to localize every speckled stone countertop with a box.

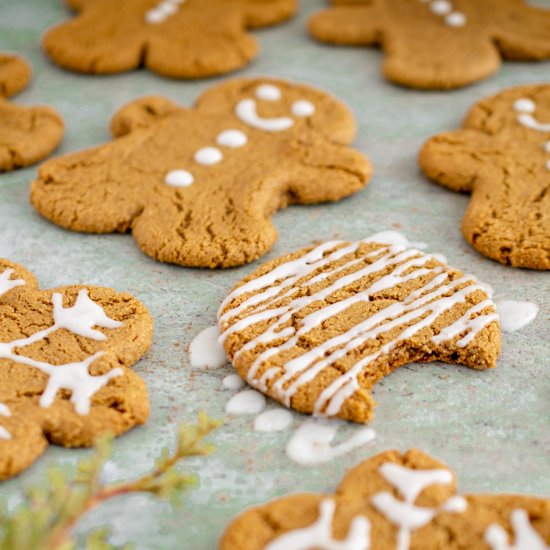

[1,1,549,548]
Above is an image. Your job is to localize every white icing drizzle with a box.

[372,462,462,550]
[0,403,11,440]
[286,419,375,465]
[165,169,194,188]
[420,0,466,27]
[217,129,248,148]
[513,97,550,170]
[495,300,538,333]
[0,268,25,296]
[189,325,228,368]
[219,238,497,418]
[145,0,185,24]
[254,408,293,432]
[225,389,266,415]
[223,373,245,390]
[195,146,222,165]
[265,499,371,550]
[0,288,124,415]
[485,509,549,550]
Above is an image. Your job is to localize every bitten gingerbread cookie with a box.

[31,78,372,269]
[0,260,153,481]
[218,235,501,424]
[420,84,550,270]
[221,449,550,549]
[309,0,550,90]
[43,0,296,78]
[0,54,64,172]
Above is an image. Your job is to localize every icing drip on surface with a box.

[485,509,549,550]
[372,463,459,550]
[254,408,293,432]
[145,0,185,24]
[496,300,538,332]
[0,268,25,296]
[225,389,266,415]
[219,238,497,417]
[222,374,245,390]
[286,419,375,465]
[265,499,371,550]
[420,0,466,27]
[189,325,228,368]
[0,289,124,415]
[513,98,550,170]
[0,403,11,440]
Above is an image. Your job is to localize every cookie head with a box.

[221,448,550,549]
[0,260,153,481]
[420,84,550,270]
[31,77,371,268]
[218,237,501,424]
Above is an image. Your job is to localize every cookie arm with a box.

[110,96,181,137]
[492,2,550,59]
[419,129,496,193]
[242,0,297,29]
[309,4,383,46]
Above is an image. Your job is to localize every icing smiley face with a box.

[514,97,550,170]
[0,260,153,481]
[164,84,316,189]
[32,77,371,269]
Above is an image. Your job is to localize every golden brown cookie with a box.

[43,0,297,78]
[420,84,550,270]
[0,260,153,481]
[221,448,550,549]
[218,236,501,424]
[309,0,550,90]
[31,77,372,269]
[0,53,64,172]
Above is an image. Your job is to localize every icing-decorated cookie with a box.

[217,236,501,423]
[420,84,550,270]
[221,449,550,549]
[0,53,64,172]
[0,260,152,481]
[309,0,550,90]
[31,78,372,269]
[43,0,297,78]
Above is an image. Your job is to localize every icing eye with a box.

[165,169,194,187]
[195,147,223,165]
[256,84,282,102]
[513,98,536,114]
[292,100,315,117]
[217,129,248,148]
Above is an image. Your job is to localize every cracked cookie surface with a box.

[31,77,371,268]
[218,237,501,424]
[420,84,550,270]
[43,0,297,78]
[0,260,153,481]
[0,53,64,172]
[221,448,550,549]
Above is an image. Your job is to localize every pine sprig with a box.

[0,412,221,550]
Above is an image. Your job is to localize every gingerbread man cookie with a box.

[0,260,153,481]
[221,448,550,549]
[43,0,297,78]
[309,0,550,90]
[218,235,501,424]
[31,78,372,269]
[0,53,64,172]
[420,84,550,270]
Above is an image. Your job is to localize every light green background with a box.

[0,1,549,548]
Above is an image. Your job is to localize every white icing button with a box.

[291,100,316,117]
[430,0,452,15]
[544,141,550,153]
[157,2,178,15]
[165,169,194,188]
[195,147,223,165]
[216,129,248,148]
[145,9,165,24]
[255,84,282,102]
[513,98,536,114]
[445,11,466,27]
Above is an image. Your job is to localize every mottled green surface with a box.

[1,1,549,548]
